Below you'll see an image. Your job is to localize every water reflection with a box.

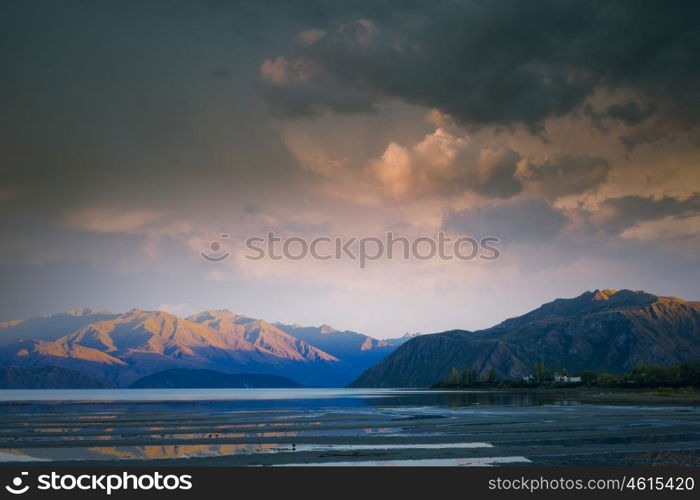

[373,391,564,408]
[0,441,500,462]
[1,389,696,467]
[0,443,289,461]
[281,456,532,467]
[0,388,569,409]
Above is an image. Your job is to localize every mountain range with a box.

[3,289,699,390]
[349,289,700,388]
[0,308,407,388]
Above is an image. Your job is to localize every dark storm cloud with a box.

[443,198,568,241]
[258,56,380,117]
[260,0,700,135]
[475,148,523,199]
[521,154,610,200]
[602,102,657,127]
[0,0,300,217]
[210,68,232,79]
[585,100,658,129]
[595,193,700,233]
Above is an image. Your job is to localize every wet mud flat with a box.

[0,390,698,466]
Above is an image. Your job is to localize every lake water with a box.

[0,388,563,406]
[0,388,698,466]
[0,388,438,403]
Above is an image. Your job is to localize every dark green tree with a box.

[580,371,597,385]
[533,360,546,383]
[597,373,618,388]
[448,367,460,385]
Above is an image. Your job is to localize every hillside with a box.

[0,309,116,345]
[0,309,345,386]
[349,289,700,388]
[274,323,397,372]
[0,309,393,387]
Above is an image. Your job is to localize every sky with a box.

[1,0,700,338]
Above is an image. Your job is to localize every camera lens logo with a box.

[201,234,230,262]
[5,472,29,495]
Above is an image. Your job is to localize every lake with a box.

[0,388,698,466]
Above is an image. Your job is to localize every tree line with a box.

[432,361,700,389]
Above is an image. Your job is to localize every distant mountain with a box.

[189,311,336,362]
[0,309,117,345]
[349,289,700,388]
[383,332,423,346]
[0,309,344,386]
[0,308,396,388]
[274,323,398,372]
[0,366,114,389]
[129,368,302,389]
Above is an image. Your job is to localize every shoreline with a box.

[428,387,700,406]
[0,387,699,406]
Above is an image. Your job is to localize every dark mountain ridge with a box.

[349,289,700,388]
